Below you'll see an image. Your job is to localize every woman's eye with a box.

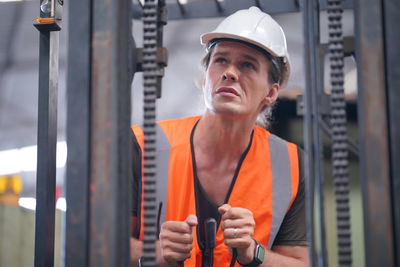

[242,62,255,69]
[215,57,227,64]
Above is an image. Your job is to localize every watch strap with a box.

[239,239,265,267]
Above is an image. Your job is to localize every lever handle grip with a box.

[205,218,217,249]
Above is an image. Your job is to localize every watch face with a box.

[255,243,265,264]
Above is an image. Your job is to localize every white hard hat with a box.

[200,6,290,87]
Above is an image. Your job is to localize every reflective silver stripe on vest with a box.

[155,124,171,226]
[267,134,293,249]
[153,126,295,247]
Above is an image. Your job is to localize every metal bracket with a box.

[296,36,355,116]
[319,36,355,57]
[343,36,355,57]
[134,0,168,99]
[134,47,168,73]
[33,0,63,32]
[34,20,61,32]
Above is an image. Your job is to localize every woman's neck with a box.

[193,111,256,162]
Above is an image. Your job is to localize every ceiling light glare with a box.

[0,0,30,2]
[18,197,36,210]
[0,141,67,175]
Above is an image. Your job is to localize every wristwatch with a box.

[239,239,265,267]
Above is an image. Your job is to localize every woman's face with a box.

[203,41,279,120]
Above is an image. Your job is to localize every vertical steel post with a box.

[354,0,395,266]
[65,0,91,265]
[89,0,133,265]
[34,29,58,267]
[34,0,62,265]
[302,0,328,266]
[382,0,400,265]
[66,0,133,266]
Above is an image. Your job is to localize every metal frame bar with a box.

[354,0,395,266]
[66,0,133,266]
[90,0,132,267]
[89,0,133,265]
[34,29,59,267]
[302,0,321,266]
[315,33,329,267]
[382,0,400,265]
[132,0,354,20]
[65,0,92,265]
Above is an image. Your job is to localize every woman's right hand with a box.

[159,214,198,266]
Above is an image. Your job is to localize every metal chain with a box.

[142,0,159,266]
[328,0,352,266]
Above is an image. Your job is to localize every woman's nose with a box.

[222,67,238,81]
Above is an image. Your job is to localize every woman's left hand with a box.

[218,204,257,265]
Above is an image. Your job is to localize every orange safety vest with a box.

[132,116,299,267]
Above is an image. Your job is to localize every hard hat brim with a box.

[201,32,282,58]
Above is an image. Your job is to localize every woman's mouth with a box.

[216,87,239,97]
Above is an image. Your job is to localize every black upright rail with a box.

[302,0,327,266]
[65,0,91,265]
[89,0,133,265]
[34,29,57,267]
[66,0,133,266]
[383,0,400,265]
[354,0,396,266]
[33,0,63,266]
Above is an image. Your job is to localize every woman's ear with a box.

[263,83,280,106]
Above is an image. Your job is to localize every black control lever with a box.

[178,217,217,267]
[202,218,217,267]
